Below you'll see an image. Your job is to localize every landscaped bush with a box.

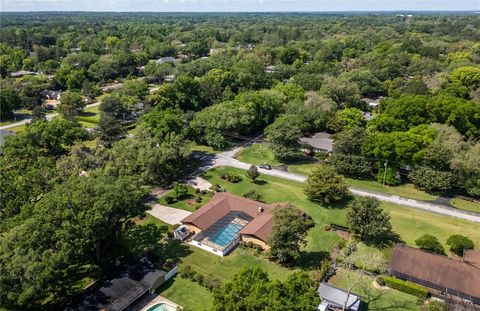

[243,190,261,201]
[382,276,429,298]
[172,182,189,200]
[446,234,474,256]
[310,259,331,283]
[240,241,264,255]
[323,224,332,231]
[180,265,221,291]
[195,196,202,203]
[194,188,200,194]
[165,195,176,204]
[226,173,242,183]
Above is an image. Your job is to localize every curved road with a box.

[211,147,480,223]
[0,102,101,131]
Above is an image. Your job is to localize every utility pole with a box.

[382,160,388,187]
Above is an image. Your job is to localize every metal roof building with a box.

[317,282,362,311]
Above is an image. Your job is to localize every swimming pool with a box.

[146,302,177,311]
[208,222,243,247]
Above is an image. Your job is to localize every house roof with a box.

[181,192,274,242]
[464,249,480,269]
[389,244,480,299]
[317,282,362,311]
[156,56,176,63]
[300,132,333,152]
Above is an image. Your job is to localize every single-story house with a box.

[300,132,333,153]
[102,83,123,93]
[361,97,382,108]
[65,257,177,311]
[40,90,62,108]
[181,192,274,256]
[156,56,176,64]
[388,244,480,305]
[317,282,362,311]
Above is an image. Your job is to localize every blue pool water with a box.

[209,222,243,247]
[146,303,177,311]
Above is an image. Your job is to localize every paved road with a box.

[211,147,480,223]
[0,102,101,131]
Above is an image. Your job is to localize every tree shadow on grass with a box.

[254,179,268,186]
[363,230,404,249]
[359,283,418,310]
[295,250,331,270]
[156,239,193,263]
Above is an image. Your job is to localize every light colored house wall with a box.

[184,224,202,235]
[241,236,269,250]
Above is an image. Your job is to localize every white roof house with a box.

[317,282,362,311]
[300,132,333,153]
[156,56,176,64]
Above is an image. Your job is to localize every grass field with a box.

[329,268,421,311]
[158,186,213,212]
[236,143,438,202]
[131,166,480,309]
[450,198,480,213]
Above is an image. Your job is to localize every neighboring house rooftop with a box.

[40,90,62,100]
[317,282,362,311]
[389,244,480,303]
[10,70,37,78]
[181,192,274,243]
[300,132,333,153]
[156,56,176,64]
[362,97,382,108]
[65,258,172,311]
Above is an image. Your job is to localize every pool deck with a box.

[140,295,181,311]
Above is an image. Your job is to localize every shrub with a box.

[446,234,474,256]
[194,188,200,194]
[165,196,176,204]
[195,196,202,203]
[243,190,261,201]
[415,234,445,255]
[376,276,385,286]
[383,276,429,298]
[172,182,189,200]
[324,224,331,231]
[225,173,242,183]
[310,259,331,284]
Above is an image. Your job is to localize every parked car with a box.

[259,163,272,170]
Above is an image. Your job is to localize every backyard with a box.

[145,165,480,309]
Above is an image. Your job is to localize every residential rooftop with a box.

[389,244,480,303]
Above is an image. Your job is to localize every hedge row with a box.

[382,276,429,298]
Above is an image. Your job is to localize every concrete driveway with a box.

[147,204,191,225]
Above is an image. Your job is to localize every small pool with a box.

[146,303,177,311]
[209,222,243,247]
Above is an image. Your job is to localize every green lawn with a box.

[77,105,100,128]
[235,143,438,202]
[345,178,438,201]
[450,198,480,213]
[329,268,421,310]
[158,185,213,212]
[126,167,480,310]
[235,143,283,167]
[191,144,221,154]
[7,123,27,132]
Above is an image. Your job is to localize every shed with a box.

[317,282,362,311]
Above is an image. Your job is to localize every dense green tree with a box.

[446,234,475,256]
[409,166,455,193]
[0,174,146,308]
[246,164,260,183]
[450,66,480,89]
[98,93,129,144]
[320,76,362,108]
[333,108,365,131]
[415,234,445,255]
[58,91,85,121]
[265,114,304,160]
[140,107,186,140]
[346,196,393,243]
[0,83,21,119]
[120,79,149,100]
[268,204,315,265]
[304,165,349,205]
[212,267,319,311]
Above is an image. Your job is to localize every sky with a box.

[1,0,479,12]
